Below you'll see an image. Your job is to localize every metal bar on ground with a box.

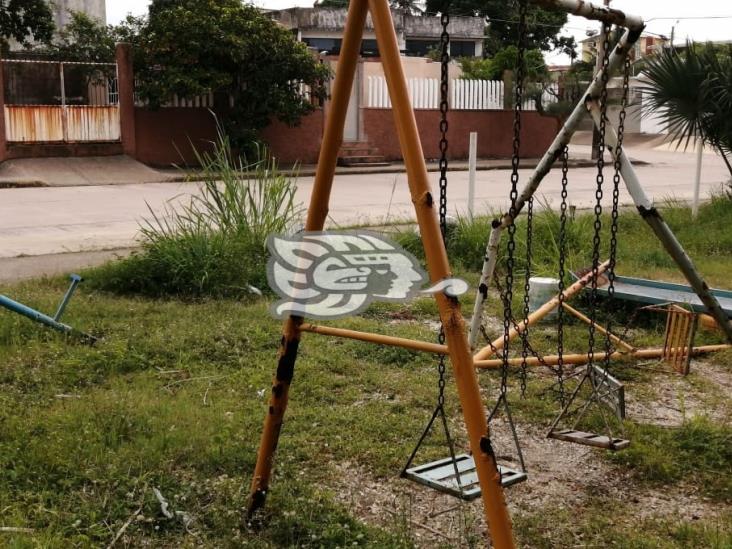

[247,0,370,519]
[299,323,449,355]
[530,0,644,30]
[368,0,514,544]
[0,295,74,334]
[473,261,610,361]
[586,100,732,343]
[473,344,730,369]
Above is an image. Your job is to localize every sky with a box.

[106,0,732,66]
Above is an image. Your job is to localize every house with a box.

[270,7,485,58]
[579,32,669,64]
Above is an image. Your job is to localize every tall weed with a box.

[89,128,302,297]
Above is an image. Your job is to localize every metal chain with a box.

[502,0,528,397]
[436,8,450,409]
[493,272,551,371]
[438,11,450,242]
[519,195,533,397]
[556,145,570,406]
[603,53,632,368]
[587,22,612,369]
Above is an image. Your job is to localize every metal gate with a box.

[2,59,121,143]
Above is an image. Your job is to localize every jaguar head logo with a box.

[267,231,427,319]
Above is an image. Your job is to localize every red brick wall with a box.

[127,107,557,168]
[260,111,324,165]
[134,107,219,167]
[132,108,324,167]
[363,108,560,161]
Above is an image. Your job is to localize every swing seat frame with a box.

[404,454,527,501]
[547,429,629,451]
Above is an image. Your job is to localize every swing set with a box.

[248,0,732,546]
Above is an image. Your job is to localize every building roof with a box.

[270,7,485,40]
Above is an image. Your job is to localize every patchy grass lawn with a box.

[0,270,730,547]
[2,196,732,546]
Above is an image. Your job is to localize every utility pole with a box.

[591,0,611,160]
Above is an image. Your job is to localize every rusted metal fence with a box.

[2,59,121,143]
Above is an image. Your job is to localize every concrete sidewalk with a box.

[0,153,607,188]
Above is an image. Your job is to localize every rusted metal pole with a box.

[586,100,732,344]
[474,344,730,369]
[367,0,515,546]
[474,261,610,361]
[247,0,370,518]
[300,323,449,355]
[530,0,644,30]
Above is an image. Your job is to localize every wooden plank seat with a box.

[403,454,527,501]
[548,429,630,450]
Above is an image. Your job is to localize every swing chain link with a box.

[502,0,528,397]
[438,11,450,241]
[604,51,632,364]
[587,22,612,368]
[556,145,570,406]
[437,327,447,407]
[520,195,533,397]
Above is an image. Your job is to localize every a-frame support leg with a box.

[248,0,515,546]
[367,1,514,547]
[585,101,732,342]
[247,0,369,518]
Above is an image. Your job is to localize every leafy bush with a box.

[88,130,302,298]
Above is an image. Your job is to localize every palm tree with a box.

[641,42,732,176]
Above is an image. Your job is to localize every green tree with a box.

[42,11,142,62]
[642,42,732,175]
[136,0,329,148]
[426,0,574,55]
[0,0,55,52]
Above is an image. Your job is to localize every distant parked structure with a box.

[271,7,484,58]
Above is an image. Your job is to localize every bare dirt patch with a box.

[329,414,725,547]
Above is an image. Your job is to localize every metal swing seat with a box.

[402,372,528,500]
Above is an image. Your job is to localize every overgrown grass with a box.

[88,130,301,298]
[1,271,730,546]
[397,193,732,288]
[610,416,732,501]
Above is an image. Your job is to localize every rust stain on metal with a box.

[3,105,120,143]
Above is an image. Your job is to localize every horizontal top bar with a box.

[531,0,645,31]
[1,59,116,66]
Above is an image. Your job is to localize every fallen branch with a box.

[106,504,143,548]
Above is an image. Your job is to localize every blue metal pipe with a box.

[54,274,82,321]
[0,294,74,334]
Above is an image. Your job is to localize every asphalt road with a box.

[0,144,729,259]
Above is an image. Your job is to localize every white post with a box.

[468,131,478,218]
[692,138,703,219]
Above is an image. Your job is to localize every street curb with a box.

[0,180,48,189]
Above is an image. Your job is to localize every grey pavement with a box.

[0,139,729,280]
